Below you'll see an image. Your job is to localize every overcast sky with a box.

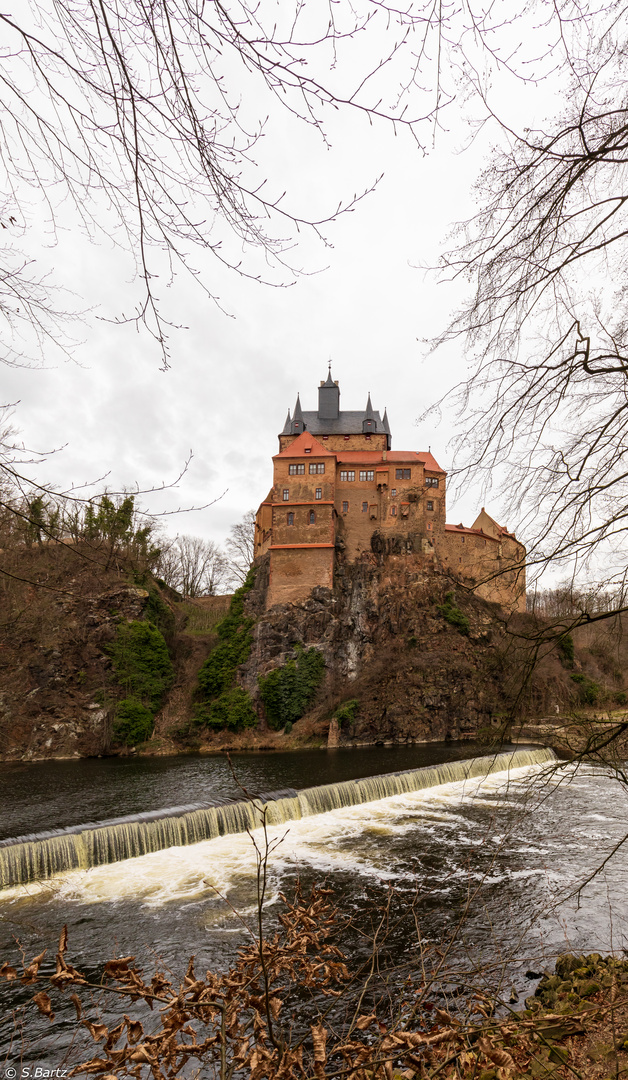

[1,10,551,551]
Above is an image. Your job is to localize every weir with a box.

[0,747,556,890]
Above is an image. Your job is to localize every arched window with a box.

[287,512,294,525]
[309,510,316,524]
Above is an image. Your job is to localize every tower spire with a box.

[290,393,305,433]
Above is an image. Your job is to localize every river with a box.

[1,742,627,1068]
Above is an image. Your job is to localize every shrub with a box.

[108,619,174,710]
[437,591,470,636]
[284,720,293,734]
[570,672,604,706]
[616,691,627,706]
[194,686,258,730]
[556,633,575,668]
[196,571,255,699]
[144,588,176,638]
[194,570,258,731]
[113,697,155,745]
[258,645,325,730]
[336,699,360,726]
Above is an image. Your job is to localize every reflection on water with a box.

[1,750,627,1065]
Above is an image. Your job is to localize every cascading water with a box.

[0,747,556,889]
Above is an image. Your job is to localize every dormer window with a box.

[305,448,311,453]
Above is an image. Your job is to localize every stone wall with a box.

[266,545,334,608]
[441,531,526,613]
[278,432,388,453]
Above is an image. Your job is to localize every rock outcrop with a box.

[238,552,511,744]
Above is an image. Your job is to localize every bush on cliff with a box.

[258,645,325,730]
[108,619,175,744]
[195,686,258,730]
[335,699,360,726]
[570,671,604,706]
[437,591,470,636]
[108,619,175,711]
[194,570,257,730]
[113,697,155,745]
[557,633,575,669]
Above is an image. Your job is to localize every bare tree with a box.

[157,534,230,597]
[431,3,628,614]
[2,1,608,367]
[225,509,255,586]
[0,0,444,368]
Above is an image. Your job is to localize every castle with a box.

[254,372,526,612]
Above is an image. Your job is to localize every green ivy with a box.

[108,619,174,711]
[113,698,155,745]
[194,569,257,731]
[258,645,325,730]
[437,591,470,636]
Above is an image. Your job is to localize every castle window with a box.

[396,468,411,480]
[344,435,350,440]
[287,512,294,525]
[340,470,355,482]
[425,477,439,487]
[283,489,289,501]
[427,500,434,511]
[362,501,368,512]
[309,510,316,524]
[289,464,305,475]
[323,435,329,440]
[427,521,432,531]
[342,501,349,513]
[461,536,465,543]
[305,448,311,453]
[390,505,397,516]
[365,434,371,441]
[359,470,375,481]
[309,463,325,474]
[391,488,397,497]
[315,488,322,500]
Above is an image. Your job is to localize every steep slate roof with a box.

[280,377,391,440]
[293,409,387,436]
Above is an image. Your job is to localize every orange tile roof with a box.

[274,431,336,458]
[445,524,499,541]
[335,450,446,472]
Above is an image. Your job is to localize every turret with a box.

[362,393,377,433]
[318,370,340,420]
[290,394,305,434]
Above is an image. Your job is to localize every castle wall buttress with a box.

[267,545,335,607]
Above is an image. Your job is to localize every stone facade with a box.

[254,374,526,612]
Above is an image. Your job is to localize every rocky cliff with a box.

[236,553,512,746]
[1,544,625,761]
